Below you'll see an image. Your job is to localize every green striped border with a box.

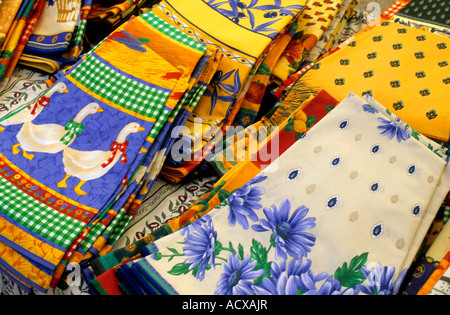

[0,176,84,249]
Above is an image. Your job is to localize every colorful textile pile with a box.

[0,0,46,91]
[0,10,209,293]
[17,0,91,75]
[400,213,450,295]
[298,21,450,142]
[85,0,161,47]
[152,0,308,183]
[96,93,449,295]
[0,0,449,297]
[0,0,93,93]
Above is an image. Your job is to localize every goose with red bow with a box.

[0,82,68,131]
[57,122,145,196]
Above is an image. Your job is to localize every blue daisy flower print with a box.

[298,273,357,295]
[183,217,217,281]
[227,174,267,229]
[363,104,379,114]
[253,258,322,295]
[180,215,212,236]
[215,253,265,295]
[252,199,316,260]
[357,264,407,295]
[377,117,410,142]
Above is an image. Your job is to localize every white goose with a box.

[0,82,69,132]
[13,103,103,160]
[57,122,145,196]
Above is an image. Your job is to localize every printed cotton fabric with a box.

[306,0,356,62]
[18,0,92,74]
[151,0,307,183]
[0,0,24,46]
[113,176,218,251]
[0,0,44,88]
[425,251,450,295]
[114,93,450,295]
[393,0,450,38]
[299,21,450,142]
[87,176,217,295]
[24,0,81,55]
[210,88,338,176]
[50,12,210,287]
[84,45,221,262]
[87,88,336,295]
[271,0,345,86]
[0,67,50,124]
[0,11,206,293]
[401,220,450,295]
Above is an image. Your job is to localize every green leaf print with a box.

[238,244,245,261]
[168,262,192,276]
[250,239,271,284]
[334,253,368,288]
[306,115,317,128]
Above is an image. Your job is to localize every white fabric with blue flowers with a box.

[132,93,449,295]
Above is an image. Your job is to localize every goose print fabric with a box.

[0,12,206,293]
[115,93,449,295]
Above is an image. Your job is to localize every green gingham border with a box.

[72,58,210,253]
[104,82,209,246]
[76,207,126,254]
[69,104,178,254]
[139,12,206,53]
[69,54,172,121]
[73,104,176,253]
[0,176,85,250]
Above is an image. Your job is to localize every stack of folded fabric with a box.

[1,0,450,297]
[0,0,46,91]
[17,0,91,75]
[85,0,161,47]
[297,20,450,142]
[153,0,308,184]
[0,10,209,293]
[231,0,347,128]
[87,86,339,295]
[93,92,450,295]
[400,219,450,295]
[0,0,93,93]
[392,0,450,38]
